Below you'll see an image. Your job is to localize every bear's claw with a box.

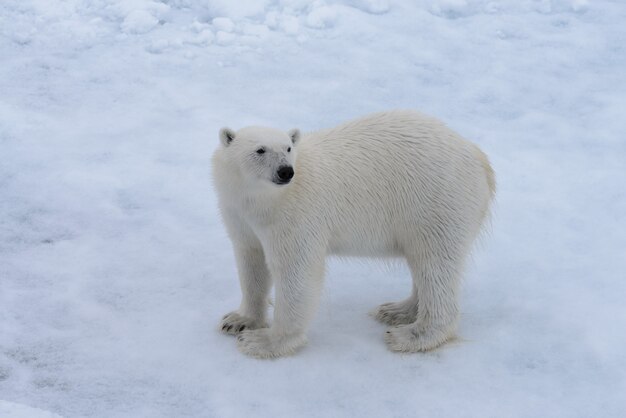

[219,311,267,336]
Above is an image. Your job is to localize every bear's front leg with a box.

[220,244,270,335]
[237,241,325,358]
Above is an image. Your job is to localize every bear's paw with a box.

[236,328,307,359]
[384,322,454,352]
[372,300,418,326]
[219,311,267,335]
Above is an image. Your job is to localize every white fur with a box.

[212,110,495,358]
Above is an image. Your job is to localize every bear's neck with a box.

[223,180,288,226]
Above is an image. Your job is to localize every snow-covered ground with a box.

[1,0,625,417]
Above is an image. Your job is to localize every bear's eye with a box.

[256,148,265,155]
[287,147,291,153]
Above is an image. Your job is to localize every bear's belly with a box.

[328,230,402,258]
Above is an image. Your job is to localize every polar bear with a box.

[212,110,495,358]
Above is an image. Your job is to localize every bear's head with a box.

[214,126,300,190]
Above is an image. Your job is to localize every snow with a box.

[121,10,160,35]
[0,401,62,418]
[305,6,338,29]
[211,17,235,33]
[1,0,625,417]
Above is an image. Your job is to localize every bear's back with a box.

[286,110,492,254]
[297,110,484,196]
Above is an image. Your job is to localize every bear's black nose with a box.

[277,165,294,182]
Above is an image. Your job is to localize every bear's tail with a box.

[479,150,496,201]
[473,146,496,227]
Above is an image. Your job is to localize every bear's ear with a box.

[288,128,301,145]
[219,127,236,147]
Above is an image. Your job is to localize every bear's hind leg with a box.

[384,246,463,352]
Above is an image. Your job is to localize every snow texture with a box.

[0,401,62,418]
[1,0,625,417]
